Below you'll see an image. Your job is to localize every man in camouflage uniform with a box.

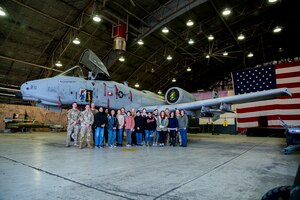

[79,104,94,149]
[66,102,80,147]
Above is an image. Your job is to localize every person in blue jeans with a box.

[107,110,118,148]
[144,112,156,146]
[94,107,107,148]
[134,111,144,146]
[177,110,188,147]
[116,109,125,146]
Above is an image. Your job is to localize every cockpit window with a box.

[56,66,89,79]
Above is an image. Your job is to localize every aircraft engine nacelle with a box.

[165,87,196,105]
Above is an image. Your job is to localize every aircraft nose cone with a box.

[20,82,29,95]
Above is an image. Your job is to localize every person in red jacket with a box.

[124,111,135,147]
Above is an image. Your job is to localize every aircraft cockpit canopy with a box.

[56,65,89,79]
[78,49,112,81]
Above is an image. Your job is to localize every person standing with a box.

[131,107,137,145]
[144,112,156,146]
[90,102,98,146]
[152,109,159,146]
[125,111,135,147]
[156,111,169,147]
[175,109,181,145]
[178,110,189,147]
[134,111,144,146]
[107,110,118,148]
[66,102,80,147]
[79,105,94,149]
[94,107,107,148]
[168,111,178,146]
[116,109,125,146]
[104,108,109,144]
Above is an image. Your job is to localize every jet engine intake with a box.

[165,87,196,104]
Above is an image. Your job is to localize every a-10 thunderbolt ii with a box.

[19,49,292,119]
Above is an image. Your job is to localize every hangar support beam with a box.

[134,0,208,43]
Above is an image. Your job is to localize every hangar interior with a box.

[0,0,299,102]
[0,0,300,200]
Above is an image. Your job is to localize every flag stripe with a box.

[277,82,300,88]
[237,120,300,128]
[236,104,300,113]
[276,65,300,73]
[237,115,300,123]
[276,71,300,79]
[236,98,300,108]
[276,61,300,69]
[276,77,300,84]
[237,109,300,118]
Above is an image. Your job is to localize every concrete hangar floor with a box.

[0,132,299,200]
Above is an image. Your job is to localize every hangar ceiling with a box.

[0,0,299,105]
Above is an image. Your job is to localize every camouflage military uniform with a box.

[66,108,80,146]
[79,110,94,148]
[90,108,98,146]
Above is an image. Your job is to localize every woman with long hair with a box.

[156,111,169,147]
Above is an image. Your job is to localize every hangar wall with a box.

[0,104,67,130]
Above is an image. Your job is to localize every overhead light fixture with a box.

[166,55,172,60]
[237,33,245,40]
[55,61,63,67]
[186,19,194,26]
[247,52,254,57]
[222,8,231,16]
[208,35,214,40]
[188,39,194,44]
[186,67,192,72]
[223,51,228,56]
[268,0,278,3]
[206,55,210,59]
[172,78,176,82]
[137,39,144,45]
[118,56,125,62]
[72,37,80,45]
[162,27,169,33]
[158,90,162,94]
[92,15,101,22]
[0,6,6,16]
[273,26,282,33]
[134,82,140,88]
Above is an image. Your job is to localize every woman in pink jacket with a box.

[125,111,135,147]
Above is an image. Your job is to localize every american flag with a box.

[232,61,300,132]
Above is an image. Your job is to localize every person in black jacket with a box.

[94,107,107,148]
[144,112,157,146]
[168,111,178,146]
[134,111,145,146]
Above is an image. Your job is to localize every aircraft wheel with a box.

[261,186,292,200]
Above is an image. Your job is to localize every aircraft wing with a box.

[142,88,292,114]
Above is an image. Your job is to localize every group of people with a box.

[66,102,189,149]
